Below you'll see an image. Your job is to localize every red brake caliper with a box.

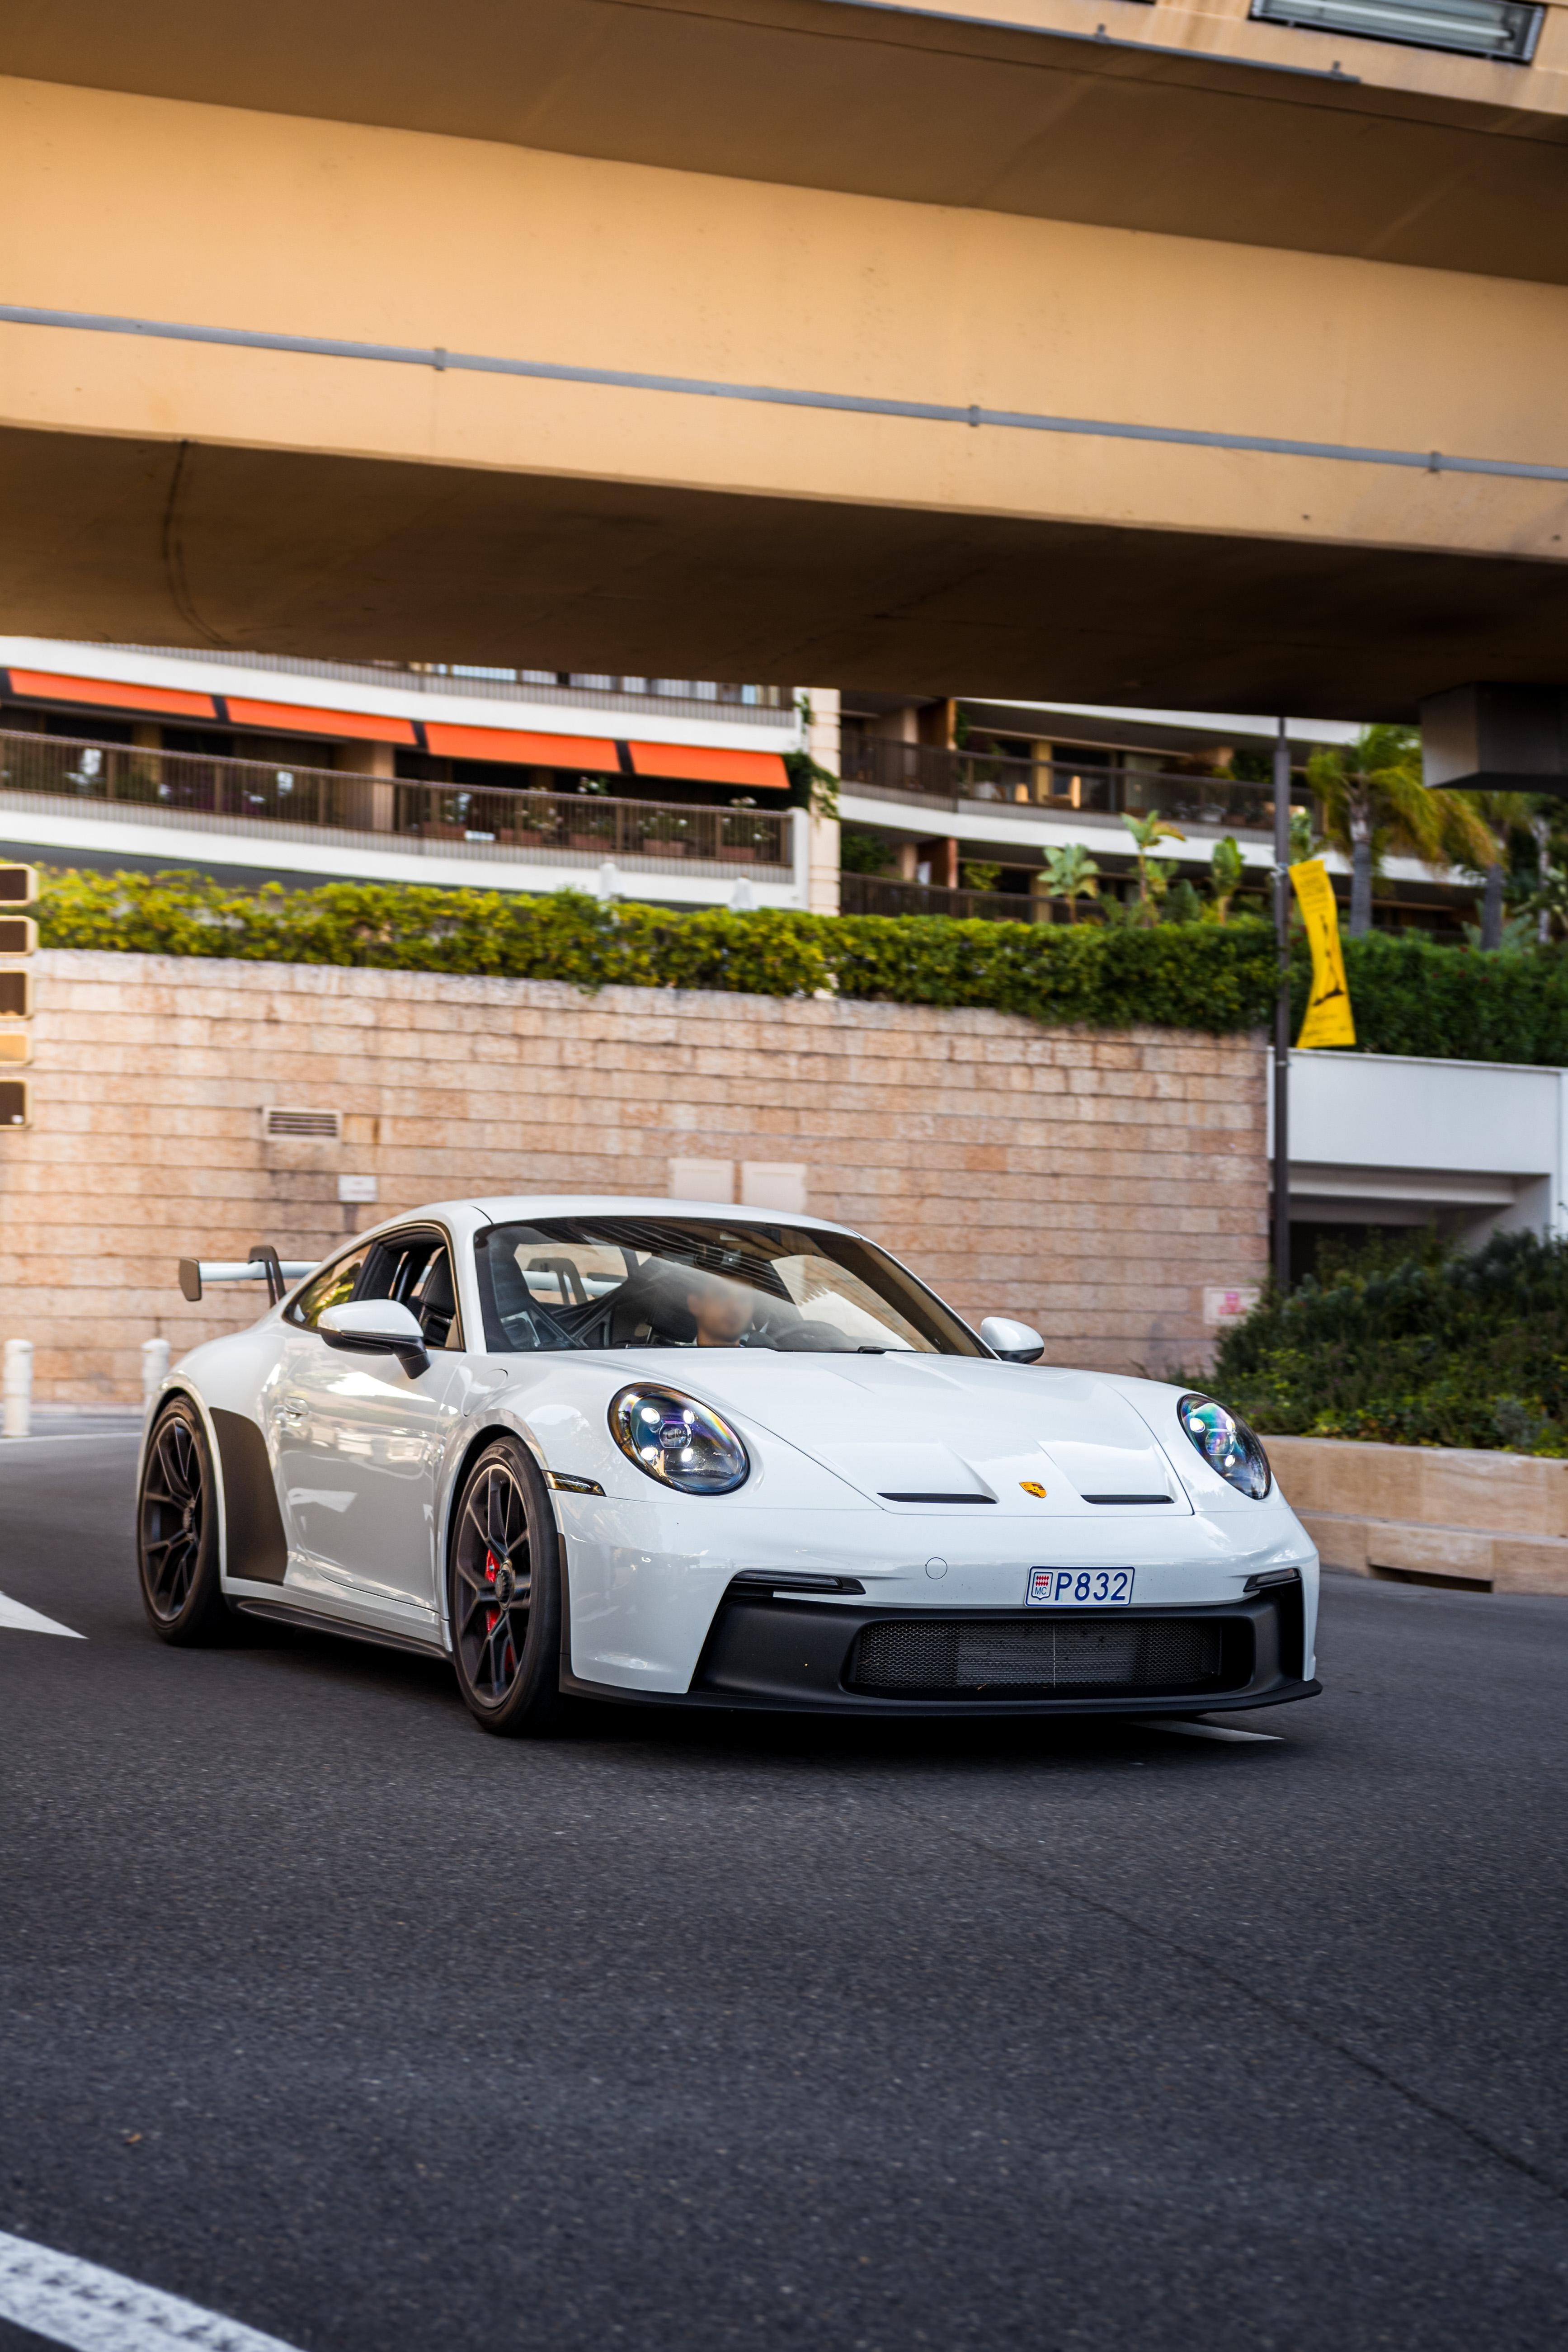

[484,1547,499,1636]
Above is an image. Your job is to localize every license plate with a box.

[1027,1567,1135,1607]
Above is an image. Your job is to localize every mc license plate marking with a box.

[1027,1567,1135,1606]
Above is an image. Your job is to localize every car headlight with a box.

[1176,1394,1271,1499]
[609,1385,750,1496]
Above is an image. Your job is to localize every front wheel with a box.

[447,1437,566,1736]
[137,1396,230,1644]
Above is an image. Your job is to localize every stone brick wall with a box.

[1265,1434,1568,1595]
[1,951,1267,1400]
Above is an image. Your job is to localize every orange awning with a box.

[225,697,418,746]
[627,743,791,791]
[7,669,217,722]
[423,722,618,769]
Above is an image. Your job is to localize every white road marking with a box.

[1134,1716,1283,1744]
[0,2229,303,2352]
[0,1591,82,1639]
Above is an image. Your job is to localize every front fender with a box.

[430,1393,567,1656]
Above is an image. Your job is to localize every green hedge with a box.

[35,870,1279,1032]
[1300,929,1568,1065]
[31,867,1568,1058]
[1211,1231,1568,1454]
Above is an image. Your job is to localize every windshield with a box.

[473,1217,984,1356]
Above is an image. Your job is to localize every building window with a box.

[1250,0,1541,59]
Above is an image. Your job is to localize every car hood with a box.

[655,1352,1191,1518]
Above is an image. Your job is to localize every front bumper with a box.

[563,1578,1319,1716]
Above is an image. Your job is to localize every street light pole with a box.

[1272,716,1291,1295]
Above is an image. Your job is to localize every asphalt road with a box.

[2,1429,1566,2352]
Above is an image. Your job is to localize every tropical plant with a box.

[1289,808,1320,864]
[1451,790,1534,948]
[1121,811,1185,924]
[1208,836,1245,925]
[1462,906,1537,956]
[839,830,892,876]
[960,861,1002,893]
[1162,878,1204,926]
[1530,865,1568,944]
[1306,725,1494,935]
[1041,841,1101,923]
[797,758,842,822]
[785,703,841,820]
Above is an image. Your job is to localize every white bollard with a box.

[4,1338,33,1439]
[141,1337,171,1413]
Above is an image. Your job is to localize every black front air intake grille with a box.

[848,1616,1228,1697]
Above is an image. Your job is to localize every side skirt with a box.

[233,1597,450,1663]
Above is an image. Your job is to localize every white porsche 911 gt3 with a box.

[137,1198,1320,1734]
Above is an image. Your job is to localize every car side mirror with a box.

[318,1299,430,1378]
[979,1315,1045,1364]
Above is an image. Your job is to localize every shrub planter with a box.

[1264,1434,1568,1595]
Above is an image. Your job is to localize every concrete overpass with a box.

[4,0,1568,721]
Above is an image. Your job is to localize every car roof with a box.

[421,1196,860,1239]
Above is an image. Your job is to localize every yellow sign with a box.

[1290,859,1356,1050]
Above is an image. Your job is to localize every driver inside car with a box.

[684,1268,758,1347]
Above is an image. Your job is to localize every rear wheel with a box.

[137,1396,229,1645]
[448,1437,566,1736]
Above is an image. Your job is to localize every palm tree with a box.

[1456,790,1534,949]
[1306,725,1494,936]
[1122,811,1185,925]
[1042,841,1100,924]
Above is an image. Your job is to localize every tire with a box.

[137,1395,231,1645]
[447,1435,567,1736]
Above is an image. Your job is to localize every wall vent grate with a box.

[264,1107,341,1140]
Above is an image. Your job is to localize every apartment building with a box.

[836,695,1481,940]
[0,640,827,912]
[0,641,1487,938]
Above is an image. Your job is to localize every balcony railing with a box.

[0,732,792,872]
[840,735,1309,831]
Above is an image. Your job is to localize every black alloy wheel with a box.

[137,1396,229,1644]
[448,1436,565,1735]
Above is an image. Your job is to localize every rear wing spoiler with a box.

[179,1244,317,1307]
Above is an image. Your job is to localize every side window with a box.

[287,1247,371,1329]
[405,1245,461,1351]
[360,1232,464,1351]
